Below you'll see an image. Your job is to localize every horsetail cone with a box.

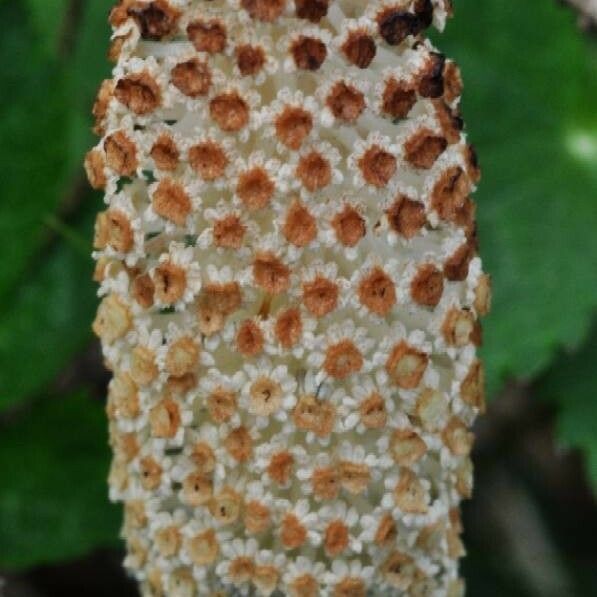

[86,0,490,594]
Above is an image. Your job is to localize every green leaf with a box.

[0,2,71,298]
[535,327,597,490]
[439,0,597,395]
[25,0,70,55]
[0,0,112,300]
[0,392,120,570]
[0,210,98,411]
[0,1,112,410]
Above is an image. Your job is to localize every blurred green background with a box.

[0,0,596,595]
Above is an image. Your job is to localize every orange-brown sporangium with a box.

[250,376,283,417]
[296,151,332,192]
[382,78,417,119]
[434,100,462,144]
[415,388,447,431]
[236,320,265,356]
[324,340,363,378]
[410,263,444,307]
[244,500,271,534]
[209,92,250,132]
[109,373,141,419]
[206,387,237,423]
[104,131,138,176]
[84,148,107,189]
[340,461,371,494]
[358,267,396,316]
[139,456,162,490]
[93,212,110,249]
[166,372,197,395]
[114,72,161,115]
[126,1,181,40]
[291,36,327,70]
[190,441,216,474]
[186,529,219,565]
[253,252,291,294]
[237,167,275,210]
[444,240,475,282]
[153,261,187,304]
[113,431,140,462]
[280,514,307,549]
[108,32,131,63]
[275,307,303,348]
[442,417,473,456]
[132,273,155,309]
[275,106,313,150]
[165,336,199,377]
[293,395,336,437]
[92,79,114,135]
[431,166,471,221]
[417,51,446,98]
[92,294,131,344]
[326,81,365,123]
[303,276,339,317]
[168,569,194,594]
[213,213,246,249]
[311,466,340,500]
[386,195,426,239]
[188,140,228,181]
[358,145,397,187]
[390,428,427,466]
[464,143,481,184]
[105,209,134,253]
[291,575,319,597]
[254,565,279,595]
[242,0,286,22]
[236,44,267,76]
[209,487,242,524]
[443,60,463,103]
[267,451,294,485]
[149,398,181,438]
[404,129,447,169]
[460,359,485,412]
[152,179,191,226]
[282,200,317,247]
[359,393,388,429]
[341,30,376,68]
[441,308,475,347]
[186,19,227,53]
[381,550,415,589]
[474,274,492,316]
[150,134,179,171]
[375,513,397,546]
[334,578,366,597]
[324,520,349,557]
[229,557,255,584]
[331,204,366,247]
[296,0,329,22]
[170,58,211,98]
[376,7,418,45]
[225,426,253,462]
[394,468,428,513]
[386,341,428,389]
[155,525,181,558]
[197,282,243,332]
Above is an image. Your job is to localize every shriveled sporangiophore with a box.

[86,1,490,595]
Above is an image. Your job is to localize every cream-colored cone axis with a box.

[86,1,490,595]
